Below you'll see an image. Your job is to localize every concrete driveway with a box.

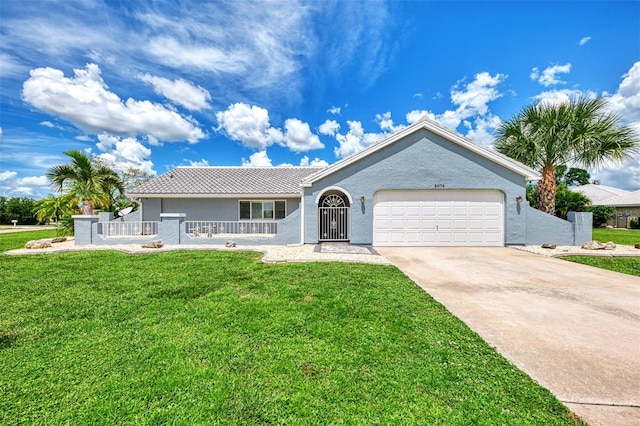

[377,247,640,426]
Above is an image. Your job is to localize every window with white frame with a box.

[239,200,286,220]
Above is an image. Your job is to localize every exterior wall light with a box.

[516,195,523,203]
[360,196,366,204]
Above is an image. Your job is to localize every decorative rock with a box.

[225,241,237,248]
[541,243,557,249]
[581,240,617,250]
[50,237,67,243]
[635,243,640,249]
[25,240,52,249]
[141,240,163,249]
[581,240,605,250]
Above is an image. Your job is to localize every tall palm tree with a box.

[494,97,638,215]
[47,150,124,215]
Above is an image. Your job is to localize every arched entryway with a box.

[318,190,350,241]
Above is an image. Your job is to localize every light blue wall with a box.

[141,197,300,221]
[303,128,586,246]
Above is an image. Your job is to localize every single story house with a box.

[576,184,640,228]
[74,118,591,246]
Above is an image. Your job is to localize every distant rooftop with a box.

[574,184,630,204]
[129,166,326,197]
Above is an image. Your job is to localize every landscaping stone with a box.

[225,241,237,248]
[50,237,67,243]
[541,243,557,249]
[141,240,163,249]
[25,240,52,249]
[635,243,640,249]
[581,240,616,250]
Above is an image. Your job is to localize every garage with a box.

[373,190,504,247]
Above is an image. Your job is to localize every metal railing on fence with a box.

[98,221,158,237]
[185,221,277,236]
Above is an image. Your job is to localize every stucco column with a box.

[567,212,593,245]
[72,215,98,245]
[159,213,186,245]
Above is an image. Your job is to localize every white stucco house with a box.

[74,118,592,246]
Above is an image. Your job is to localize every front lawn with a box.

[591,227,640,245]
[564,256,640,277]
[0,232,580,424]
[564,228,640,277]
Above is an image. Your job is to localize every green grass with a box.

[591,228,640,245]
[1,232,582,424]
[563,228,640,277]
[565,256,640,277]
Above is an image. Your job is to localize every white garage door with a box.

[373,190,504,247]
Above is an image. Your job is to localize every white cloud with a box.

[327,106,341,115]
[299,156,329,167]
[0,53,27,78]
[186,159,210,167]
[241,150,273,167]
[594,61,640,190]
[606,61,640,127]
[22,64,205,143]
[450,72,505,119]
[530,63,572,87]
[464,114,503,146]
[375,112,405,133]
[282,119,324,152]
[95,134,156,176]
[578,36,592,46]
[405,72,505,134]
[139,73,212,111]
[0,171,49,197]
[334,121,387,159]
[319,119,340,136]
[146,37,249,74]
[534,88,596,106]
[0,171,18,181]
[217,104,322,153]
[215,103,284,150]
[406,110,436,124]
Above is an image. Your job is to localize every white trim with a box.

[302,118,541,186]
[314,186,354,205]
[160,213,186,218]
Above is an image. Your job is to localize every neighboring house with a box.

[74,118,591,246]
[576,184,640,228]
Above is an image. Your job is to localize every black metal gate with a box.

[319,194,349,241]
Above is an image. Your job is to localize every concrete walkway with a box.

[377,247,640,426]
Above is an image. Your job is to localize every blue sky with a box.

[1,0,639,199]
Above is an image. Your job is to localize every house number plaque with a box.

[434,183,445,188]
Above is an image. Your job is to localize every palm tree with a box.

[33,193,77,224]
[494,97,639,215]
[47,150,124,215]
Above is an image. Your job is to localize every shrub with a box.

[586,205,616,228]
[630,217,640,229]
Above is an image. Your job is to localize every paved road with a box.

[377,247,640,426]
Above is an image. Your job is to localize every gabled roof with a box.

[129,166,325,198]
[302,117,541,186]
[574,184,631,204]
[598,190,640,207]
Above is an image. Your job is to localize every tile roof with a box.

[129,166,326,196]
[575,184,631,204]
[599,190,640,207]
